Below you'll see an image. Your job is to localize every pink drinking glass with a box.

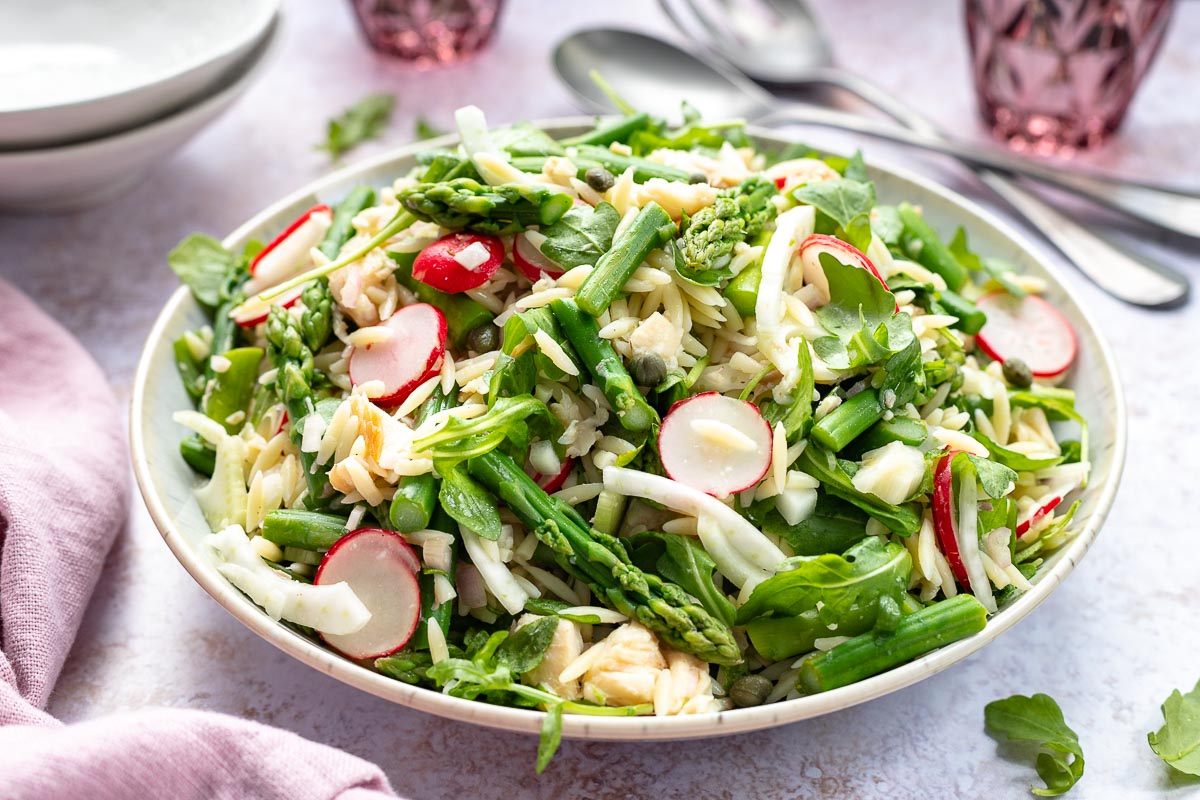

[965,0,1174,154]
[350,0,505,65]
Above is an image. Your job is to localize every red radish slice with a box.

[349,303,446,407]
[412,233,504,293]
[513,232,565,281]
[1016,495,1062,538]
[248,205,333,291]
[799,234,893,308]
[231,285,305,327]
[531,456,575,493]
[773,176,787,190]
[658,392,773,497]
[932,452,970,586]
[975,292,1077,378]
[314,528,421,660]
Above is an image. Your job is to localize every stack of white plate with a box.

[0,0,281,212]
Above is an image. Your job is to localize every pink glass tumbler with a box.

[351,0,505,64]
[965,0,1174,153]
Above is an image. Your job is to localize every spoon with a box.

[553,27,1188,307]
[657,0,1189,308]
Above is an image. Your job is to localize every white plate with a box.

[0,0,279,149]
[131,123,1125,741]
[0,17,279,213]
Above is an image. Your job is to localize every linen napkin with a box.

[0,278,398,800]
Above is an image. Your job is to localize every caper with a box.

[688,172,709,185]
[584,166,616,193]
[466,323,499,353]
[729,674,773,708]
[628,352,667,387]
[1002,357,1033,389]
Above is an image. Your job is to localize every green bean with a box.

[319,186,376,259]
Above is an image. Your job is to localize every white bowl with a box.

[0,0,279,149]
[0,16,279,213]
[132,122,1126,741]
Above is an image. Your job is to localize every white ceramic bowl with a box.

[0,0,279,149]
[132,122,1125,741]
[0,17,280,213]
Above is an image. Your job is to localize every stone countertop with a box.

[2,1,1198,797]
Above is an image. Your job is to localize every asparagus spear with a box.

[467,449,741,665]
[811,388,883,452]
[261,509,348,551]
[673,176,777,286]
[409,506,458,651]
[299,279,334,353]
[558,113,654,147]
[797,595,988,693]
[549,298,659,432]
[574,201,675,316]
[389,386,455,533]
[898,203,967,291]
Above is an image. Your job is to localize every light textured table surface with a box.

[3,1,1199,797]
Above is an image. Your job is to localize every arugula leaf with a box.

[1148,678,1200,776]
[962,453,1019,499]
[319,93,396,160]
[972,432,1064,472]
[168,234,235,308]
[737,536,911,624]
[985,693,1085,796]
[538,201,620,269]
[537,703,564,774]
[439,465,502,540]
[628,532,735,626]
[813,255,914,371]
[792,178,876,252]
[871,204,904,247]
[761,493,868,556]
[949,226,1025,297]
[415,394,559,462]
[497,616,560,675]
[414,116,444,141]
[1009,388,1089,468]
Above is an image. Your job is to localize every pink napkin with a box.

[0,279,398,800]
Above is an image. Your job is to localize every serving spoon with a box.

[656,0,1189,307]
[553,29,1190,306]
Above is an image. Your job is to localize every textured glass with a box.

[351,0,505,64]
[965,0,1174,153]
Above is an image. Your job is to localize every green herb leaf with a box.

[319,93,396,160]
[843,150,870,182]
[523,598,604,624]
[537,703,564,774]
[985,693,1084,796]
[492,122,566,158]
[871,205,904,247]
[949,226,1026,297]
[1149,679,1200,776]
[794,444,922,536]
[972,432,1064,472]
[963,453,1019,499]
[792,178,876,252]
[813,254,913,371]
[439,465,502,540]
[168,234,235,308]
[538,201,620,269]
[1009,388,1088,468]
[414,116,444,141]
[497,616,560,675]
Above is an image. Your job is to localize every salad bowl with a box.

[131,120,1125,741]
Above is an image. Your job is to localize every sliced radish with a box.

[530,455,575,493]
[513,231,565,281]
[314,528,422,660]
[932,452,970,586]
[1016,495,1062,538]
[799,234,892,307]
[230,285,305,328]
[247,205,332,292]
[348,303,446,407]
[658,392,773,497]
[412,233,504,293]
[975,292,1077,378]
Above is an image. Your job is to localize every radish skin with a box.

[315,528,422,659]
[247,205,332,293]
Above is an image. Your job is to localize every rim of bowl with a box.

[0,15,282,164]
[0,0,280,118]
[131,120,1126,741]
